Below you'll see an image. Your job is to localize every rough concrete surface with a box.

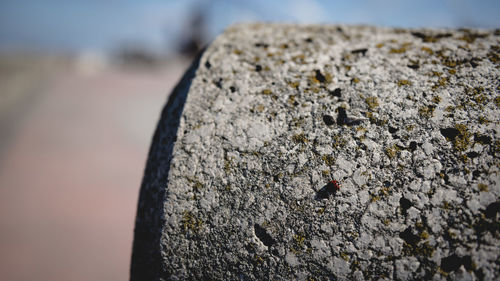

[131,24,500,280]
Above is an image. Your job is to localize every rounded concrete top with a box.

[132,24,500,280]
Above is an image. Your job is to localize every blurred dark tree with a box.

[177,3,208,57]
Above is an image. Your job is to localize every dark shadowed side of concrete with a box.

[130,51,203,280]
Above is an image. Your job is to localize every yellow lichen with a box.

[495,96,500,107]
[193,180,203,192]
[488,51,499,64]
[254,255,264,264]
[444,60,459,68]
[421,46,434,55]
[390,46,407,54]
[365,111,387,126]
[224,158,233,172]
[478,183,489,192]
[288,81,300,89]
[251,104,265,113]
[293,233,306,250]
[340,252,350,261]
[379,187,390,196]
[356,126,367,132]
[432,77,449,90]
[438,268,450,277]
[458,32,487,44]
[365,96,379,109]
[331,134,347,148]
[292,54,305,64]
[468,87,487,105]
[322,155,335,166]
[445,106,454,112]
[292,133,309,144]
[417,242,435,257]
[419,106,435,118]
[310,71,332,84]
[291,117,305,127]
[397,80,412,87]
[262,89,272,95]
[478,116,490,124]
[181,211,203,233]
[453,124,471,152]
[385,144,400,158]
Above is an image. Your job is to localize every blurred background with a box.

[0,0,499,280]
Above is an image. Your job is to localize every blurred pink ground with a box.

[0,60,188,281]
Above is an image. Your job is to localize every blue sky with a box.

[0,0,499,53]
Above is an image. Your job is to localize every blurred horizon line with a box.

[1,0,500,56]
